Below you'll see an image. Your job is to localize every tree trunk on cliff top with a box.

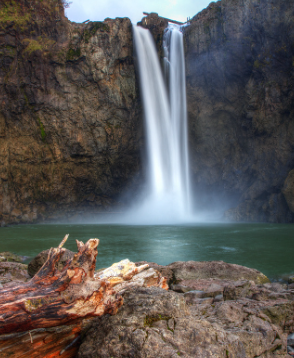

[0,235,168,357]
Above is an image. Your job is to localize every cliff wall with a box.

[0,0,142,225]
[184,0,294,222]
[1,0,294,225]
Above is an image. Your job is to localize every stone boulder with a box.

[28,249,75,277]
[168,260,270,284]
[0,252,30,288]
[137,261,270,290]
[0,252,25,263]
[77,286,293,357]
[0,262,30,288]
[77,260,294,357]
[136,261,174,283]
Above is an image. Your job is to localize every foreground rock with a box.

[77,286,294,357]
[169,260,270,284]
[2,253,294,357]
[0,252,24,263]
[0,252,30,288]
[77,260,294,357]
[137,260,270,287]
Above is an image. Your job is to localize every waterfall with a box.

[163,24,191,215]
[128,24,192,224]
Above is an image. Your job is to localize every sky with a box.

[65,0,214,24]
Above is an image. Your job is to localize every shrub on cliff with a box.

[0,0,70,30]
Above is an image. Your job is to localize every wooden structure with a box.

[142,12,186,25]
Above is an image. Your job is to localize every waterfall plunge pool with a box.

[1,222,293,281]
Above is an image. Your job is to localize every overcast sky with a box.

[65,0,214,24]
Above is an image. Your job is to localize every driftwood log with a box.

[0,235,168,357]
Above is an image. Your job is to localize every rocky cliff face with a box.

[1,0,294,225]
[0,0,142,225]
[184,0,294,222]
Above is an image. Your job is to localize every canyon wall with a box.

[1,0,294,225]
[184,0,294,222]
[0,0,142,225]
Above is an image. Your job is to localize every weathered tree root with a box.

[0,235,168,337]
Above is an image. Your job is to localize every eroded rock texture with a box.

[0,251,29,288]
[77,261,294,357]
[77,286,294,358]
[0,0,142,225]
[184,0,294,222]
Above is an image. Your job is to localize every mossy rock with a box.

[82,22,110,44]
[66,47,81,61]
[0,252,24,263]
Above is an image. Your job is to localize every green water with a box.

[0,223,293,281]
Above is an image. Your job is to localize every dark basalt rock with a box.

[283,169,294,213]
[184,0,294,222]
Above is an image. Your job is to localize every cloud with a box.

[65,0,213,24]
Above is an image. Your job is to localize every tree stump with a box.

[0,235,168,357]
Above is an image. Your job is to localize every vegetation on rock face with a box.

[82,22,110,43]
[66,47,81,60]
[22,36,56,56]
[144,314,172,327]
[37,117,46,141]
[0,0,139,227]
[0,1,31,29]
[0,0,68,29]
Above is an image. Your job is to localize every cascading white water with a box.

[127,24,192,224]
[163,23,191,215]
